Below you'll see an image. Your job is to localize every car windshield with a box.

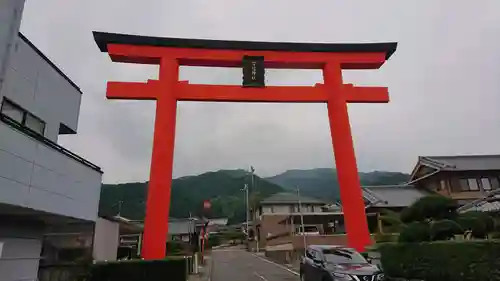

[322,248,368,264]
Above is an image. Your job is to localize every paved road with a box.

[211,248,299,281]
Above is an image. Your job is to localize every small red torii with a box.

[93,31,397,260]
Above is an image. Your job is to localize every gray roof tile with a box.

[362,185,427,208]
[421,154,500,171]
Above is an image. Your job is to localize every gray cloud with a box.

[19,0,500,183]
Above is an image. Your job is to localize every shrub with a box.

[89,257,188,281]
[224,231,246,241]
[430,219,462,241]
[207,234,221,248]
[375,233,399,243]
[398,222,431,243]
[166,241,187,255]
[401,195,457,223]
[457,211,495,239]
[379,241,500,281]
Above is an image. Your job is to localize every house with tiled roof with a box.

[362,184,428,211]
[408,154,500,206]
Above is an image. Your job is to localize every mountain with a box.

[98,170,283,224]
[266,168,410,201]
[99,168,410,224]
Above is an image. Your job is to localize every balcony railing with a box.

[0,114,102,173]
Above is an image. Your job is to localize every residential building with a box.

[363,184,428,212]
[409,155,500,206]
[253,192,327,249]
[168,217,228,243]
[458,188,500,213]
[259,187,427,264]
[0,2,103,281]
[169,218,198,242]
[38,216,143,281]
[255,192,375,264]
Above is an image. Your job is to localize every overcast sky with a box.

[19,0,500,183]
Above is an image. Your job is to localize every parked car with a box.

[300,245,384,281]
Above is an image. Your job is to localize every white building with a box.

[0,1,103,281]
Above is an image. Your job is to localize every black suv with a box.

[299,245,384,281]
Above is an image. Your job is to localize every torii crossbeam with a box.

[93,31,397,260]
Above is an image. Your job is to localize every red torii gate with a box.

[93,31,397,260]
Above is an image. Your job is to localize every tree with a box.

[401,195,458,223]
[397,195,461,242]
[398,222,431,243]
[394,195,495,242]
[379,209,406,233]
[430,219,462,241]
[457,211,495,239]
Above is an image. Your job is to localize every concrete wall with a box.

[0,122,102,221]
[0,0,25,96]
[0,220,44,281]
[93,218,120,261]
[258,214,289,248]
[2,34,82,141]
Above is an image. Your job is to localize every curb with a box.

[207,255,214,281]
[188,255,213,281]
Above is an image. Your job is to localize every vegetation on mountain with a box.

[266,168,409,200]
[99,170,283,224]
[99,168,411,224]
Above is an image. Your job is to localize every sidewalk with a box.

[189,255,213,281]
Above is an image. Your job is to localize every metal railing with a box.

[0,114,102,173]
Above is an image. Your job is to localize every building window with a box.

[458,179,470,192]
[25,113,45,134]
[481,178,492,191]
[467,179,480,191]
[0,99,24,123]
[0,98,45,135]
[490,177,500,190]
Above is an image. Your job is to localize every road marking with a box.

[251,253,300,276]
[253,272,269,281]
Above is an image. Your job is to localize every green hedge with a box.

[379,241,500,281]
[90,257,188,281]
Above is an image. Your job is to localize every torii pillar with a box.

[93,31,397,259]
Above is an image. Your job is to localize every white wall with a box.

[0,7,102,222]
[261,204,324,215]
[1,34,82,141]
[0,220,43,281]
[0,0,25,98]
[0,238,42,281]
[93,218,120,261]
[0,122,102,221]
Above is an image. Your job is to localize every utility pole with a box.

[297,187,307,250]
[250,166,255,192]
[241,184,249,239]
[249,166,255,229]
[115,200,123,217]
